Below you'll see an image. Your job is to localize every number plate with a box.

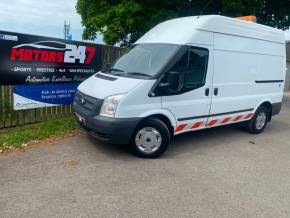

[74,113,86,125]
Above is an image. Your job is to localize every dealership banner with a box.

[13,83,79,110]
[0,30,103,110]
[0,31,102,85]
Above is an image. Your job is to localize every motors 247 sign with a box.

[0,30,103,110]
[0,31,102,85]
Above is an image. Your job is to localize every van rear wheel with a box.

[131,118,170,158]
[246,106,269,134]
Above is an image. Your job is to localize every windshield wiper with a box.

[108,68,124,72]
[126,72,152,78]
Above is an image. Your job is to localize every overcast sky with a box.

[0,0,103,43]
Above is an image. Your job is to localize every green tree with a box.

[256,0,290,30]
[76,0,290,46]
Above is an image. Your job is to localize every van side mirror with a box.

[158,82,171,88]
[168,71,179,75]
[168,71,184,91]
[158,71,182,92]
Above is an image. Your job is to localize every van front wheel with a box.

[246,106,269,134]
[131,118,170,158]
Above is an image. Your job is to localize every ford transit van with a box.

[73,15,286,158]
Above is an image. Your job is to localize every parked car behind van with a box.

[73,15,286,158]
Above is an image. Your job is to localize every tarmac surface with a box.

[1,96,290,218]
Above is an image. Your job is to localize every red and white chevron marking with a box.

[175,113,254,133]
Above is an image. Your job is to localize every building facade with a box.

[286,41,290,91]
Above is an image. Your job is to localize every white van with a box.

[73,15,286,158]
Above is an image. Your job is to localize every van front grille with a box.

[73,90,103,116]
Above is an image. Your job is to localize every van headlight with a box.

[100,94,125,117]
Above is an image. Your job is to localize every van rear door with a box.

[159,45,214,134]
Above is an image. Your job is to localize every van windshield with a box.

[107,44,180,78]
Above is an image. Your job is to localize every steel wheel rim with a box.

[255,112,267,130]
[135,127,162,154]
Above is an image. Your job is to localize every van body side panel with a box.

[210,33,285,120]
[213,33,285,56]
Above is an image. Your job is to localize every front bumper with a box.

[73,90,141,144]
[73,110,141,144]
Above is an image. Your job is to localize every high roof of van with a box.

[135,15,285,45]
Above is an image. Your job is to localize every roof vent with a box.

[95,73,117,81]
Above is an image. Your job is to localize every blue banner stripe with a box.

[13,83,79,105]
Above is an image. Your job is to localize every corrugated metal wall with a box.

[285,42,290,91]
[285,61,290,91]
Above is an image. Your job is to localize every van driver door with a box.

[158,45,213,134]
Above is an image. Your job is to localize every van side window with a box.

[156,46,209,96]
[186,48,208,86]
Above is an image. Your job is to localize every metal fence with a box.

[0,45,124,129]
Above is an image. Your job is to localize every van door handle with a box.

[205,88,210,96]
[214,88,218,96]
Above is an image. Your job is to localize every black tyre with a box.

[131,118,171,158]
[246,106,269,134]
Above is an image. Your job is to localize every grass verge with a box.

[0,116,82,152]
